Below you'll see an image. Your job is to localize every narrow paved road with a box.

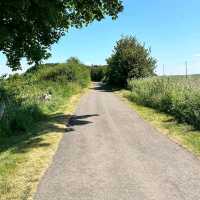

[35,83,200,200]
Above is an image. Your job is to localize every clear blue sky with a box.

[1,0,200,75]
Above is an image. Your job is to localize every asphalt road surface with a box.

[35,83,200,200]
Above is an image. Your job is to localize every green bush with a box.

[0,63,90,136]
[128,76,200,129]
[106,35,156,87]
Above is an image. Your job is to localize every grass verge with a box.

[116,90,200,157]
[0,90,87,200]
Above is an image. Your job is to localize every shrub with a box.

[128,76,200,129]
[0,62,90,136]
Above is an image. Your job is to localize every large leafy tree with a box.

[106,35,156,86]
[0,0,123,71]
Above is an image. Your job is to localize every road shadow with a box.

[68,114,99,126]
[91,82,121,92]
[66,114,99,132]
[0,112,99,154]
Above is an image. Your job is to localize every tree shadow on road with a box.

[0,112,99,154]
[68,114,98,126]
[91,82,121,92]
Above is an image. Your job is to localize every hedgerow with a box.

[128,77,200,129]
[0,63,90,136]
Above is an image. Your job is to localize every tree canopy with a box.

[106,35,156,86]
[66,57,81,65]
[90,65,108,81]
[0,0,123,71]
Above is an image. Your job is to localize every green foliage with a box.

[128,76,200,129]
[0,0,123,71]
[0,62,90,136]
[66,57,81,65]
[90,65,108,81]
[106,35,156,86]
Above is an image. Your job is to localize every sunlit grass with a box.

[128,76,200,129]
[0,92,85,200]
[117,90,200,156]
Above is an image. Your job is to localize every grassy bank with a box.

[128,76,200,129]
[0,92,87,200]
[0,63,90,199]
[117,90,200,157]
[0,63,90,136]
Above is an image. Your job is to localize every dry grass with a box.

[0,92,85,200]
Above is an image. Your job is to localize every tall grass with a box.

[128,76,200,129]
[0,63,90,136]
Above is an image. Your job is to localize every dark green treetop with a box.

[107,35,156,86]
[0,0,123,70]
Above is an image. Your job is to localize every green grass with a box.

[128,76,200,129]
[0,91,87,200]
[0,62,91,199]
[117,90,200,156]
[0,63,90,136]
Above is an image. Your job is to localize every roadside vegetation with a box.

[117,90,200,156]
[103,35,200,132]
[0,61,90,199]
[128,76,200,129]
[90,35,156,86]
[0,1,123,198]
[103,35,200,156]
[0,61,90,136]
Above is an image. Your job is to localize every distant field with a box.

[128,75,200,129]
[162,74,200,89]
[160,74,200,90]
